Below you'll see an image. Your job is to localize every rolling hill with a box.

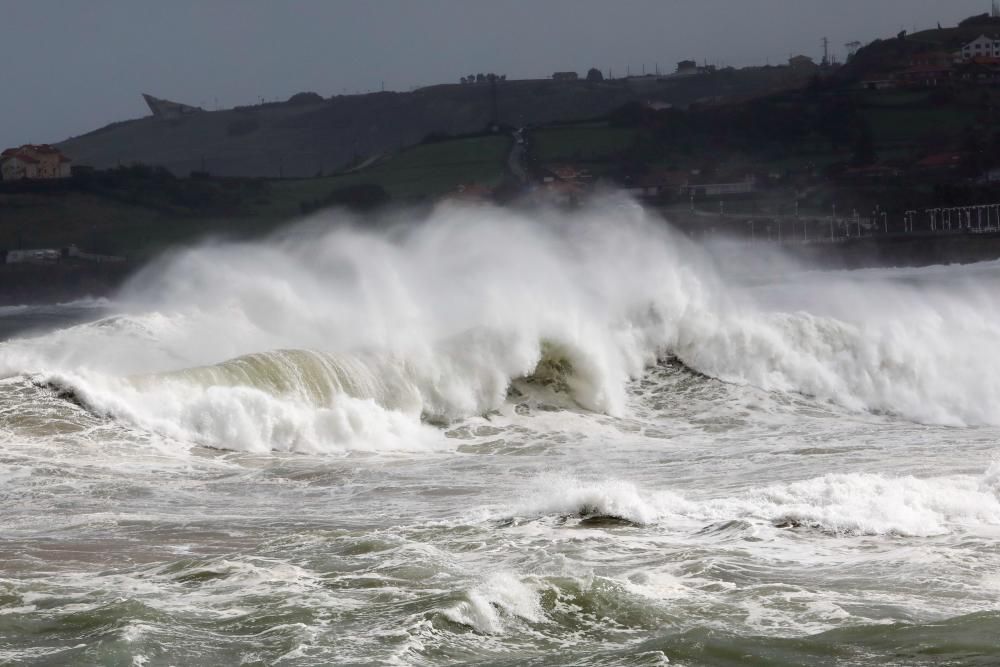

[57,70,814,178]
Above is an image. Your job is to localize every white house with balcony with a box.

[961,35,1000,60]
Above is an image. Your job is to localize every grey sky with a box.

[0,0,989,149]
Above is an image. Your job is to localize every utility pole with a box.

[822,37,830,66]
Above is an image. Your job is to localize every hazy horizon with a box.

[0,0,990,149]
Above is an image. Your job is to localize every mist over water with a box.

[2,198,999,665]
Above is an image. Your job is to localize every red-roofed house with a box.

[0,145,72,181]
[894,52,955,88]
[625,169,689,198]
[550,164,592,182]
[448,182,495,202]
[916,152,965,169]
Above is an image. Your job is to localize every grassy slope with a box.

[525,84,983,177]
[531,124,638,163]
[863,107,976,145]
[263,134,511,214]
[0,135,511,261]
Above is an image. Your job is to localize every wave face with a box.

[2,198,1000,451]
[4,199,1000,666]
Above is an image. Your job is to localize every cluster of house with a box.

[864,35,1000,90]
[0,145,73,181]
[449,161,766,207]
[3,245,125,265]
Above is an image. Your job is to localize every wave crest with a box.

[3,199,1000,452]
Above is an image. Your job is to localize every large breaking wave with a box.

[1,198,999,452]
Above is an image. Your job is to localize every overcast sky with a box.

[0,0,989,149]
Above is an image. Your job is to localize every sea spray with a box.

[1,198,1000,452]
[511,465,1000,537]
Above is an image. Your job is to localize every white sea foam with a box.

[440,573,543,634]
[515,463,1000,536]
[515,475,689,526]
[1,198,999,452]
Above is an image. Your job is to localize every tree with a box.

[586,67,604,82]
[960,13,1000,27]
[476,73,485,83]
[287,91,323,105]
[851,120,876,166]
[961,128,987,177]
[460,77,467,84]
[815,94,856,148]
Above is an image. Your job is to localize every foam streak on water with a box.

[1,200,999,665]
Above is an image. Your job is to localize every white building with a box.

[0,145,72,181]
[961,35,1000,60]
[5,249,61,264]
[686,176,756,198]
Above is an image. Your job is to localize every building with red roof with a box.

[0,145,72,181]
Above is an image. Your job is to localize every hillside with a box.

[840,15,1000,83]
[57,69,814,178]
[0,134,512,262]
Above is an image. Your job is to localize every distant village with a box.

[9,9,1000,271]
[862,32,1000,90]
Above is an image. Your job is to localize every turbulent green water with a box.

[3,353,999,666]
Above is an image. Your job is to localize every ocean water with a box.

[1,201,999,666]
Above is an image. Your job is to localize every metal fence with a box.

[714,203,1000,245]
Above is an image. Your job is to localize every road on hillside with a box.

[507,129,529,184]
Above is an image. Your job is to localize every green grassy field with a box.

[530,124,638,163]
[264,135,511,215]
[863,107,976,145]
[856,90,934,108]
[0,134,512,260]
[0,191,281,260]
